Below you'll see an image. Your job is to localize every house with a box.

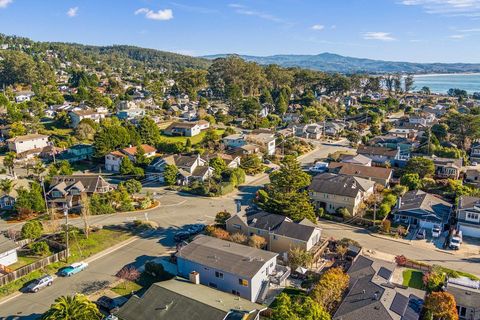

[328,162,393,186]
[149,154,213,184]
[47,175,113,211]
[58,144,94,163]
[0,234,18,267]
[309,173,375,216]
[105,144,156,172]
[357,145,401,166]
[176,235,279,303]
[116,100,137,110]
[368,135,416,152]
[409,113,435,126]
[0,178,31,210]
[293,123,323,139]
[163,122,201,137]
[333,255,425,320]
[203,153,241,169]
[464,166,480,186]
[116,108,146,121]
[324,122,346,136]
[339,154,373,167]
[470,142,480,162]
[422,104,449,117]
[69,109,106,128]
[393,190,452,230]
[427,155,463,179]
[445,277,480,320]
[246,133,276,156]
[0,194,16,210]
[7,134,50,158]
[388,128,418,140]
[226,210,322,255]
[456,196,480,238]
[15,91,34,103]
[116,278,266,320]
[223,134,247,149]
[197,120,210,130]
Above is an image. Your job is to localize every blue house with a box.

[58,144,94,163]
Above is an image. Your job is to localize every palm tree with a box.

[3,152,16,176]
[32,160,46,181]
[42,294,102,320]
[0,179,15,195]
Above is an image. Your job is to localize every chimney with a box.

[189,271,200,285]
[397,197,402,209]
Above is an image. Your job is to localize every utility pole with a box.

[63,197,72,263]
[427,127,431,155]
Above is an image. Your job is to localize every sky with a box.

[1,0,480,63]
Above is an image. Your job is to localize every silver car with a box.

[26,275,53,293]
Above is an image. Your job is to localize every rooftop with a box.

[309,173,375,198]
[7,134,49,143]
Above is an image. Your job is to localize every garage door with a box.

[458,224,480,238]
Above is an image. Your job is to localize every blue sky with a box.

[1,0,480,62]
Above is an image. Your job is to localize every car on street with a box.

[432,225,442,238]
[59,262,88,277]
[416,229,426,240]
[26,275,53,293]
[96,296,121,314]
[185,223,205,235]
[449,236,462,250]
[308,161,328,173]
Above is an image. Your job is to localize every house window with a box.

[238,279,248,287]
[232,290,240,296]
[233,224,241,230]
[466,212,479,221]
[458,306,467,318]
[215,271,224,279]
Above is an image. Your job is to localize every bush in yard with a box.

[397,225,407,237]
[21,220,43,240]
[205,225,230,240]
[120,179,142,194]
[311,267,350,312]
[144,261,174,282]
[214,211,232,226]
[248,235,266,249]
[229,232,247,244]
[336,207,351,219]
[381,220,391,233]
[288,247,313,270]
[423,267,447,292]
[423,292,458,320]
[400,173,422,190]
[395,255,408,266]
[116,266,140,289]
[30,241,51,256]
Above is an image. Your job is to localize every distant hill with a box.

[203,53,480,74]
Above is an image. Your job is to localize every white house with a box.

[69,109,106,128]
[223,134,247,149]
[105,144,156,172]
[246,133,276,156]
[456,196,480,238]
[15,91,34,103]
[163,122,202,137]
[176,235,279,303]
[0,234,18,267]
[7,134,49,157]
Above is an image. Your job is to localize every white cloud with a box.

[311,24,325,31]
[135,8,173,21]
[400,0,480,17]
[449,34,466,39]
[362,32,396,41]
[67,7,78,17]
[228,3,288,24]
[0,0,12,9]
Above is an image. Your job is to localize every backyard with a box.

[402,269,424,290]
[159,129,225,145]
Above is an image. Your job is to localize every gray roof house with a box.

[226,210,322,255]
[446,277,480,320]
[333,255,425,320]
[393,190,452,230]
[309,173,375,216]
[176,235,279,303]
[0,234,19,267]
[456,196,480,238]
[117,278,265,320]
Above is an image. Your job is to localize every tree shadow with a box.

[2,313,44,320]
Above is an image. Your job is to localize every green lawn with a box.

[111,280,142,297]
[159,129,225,145]
[8,254,38,270]
[0,229,133,299]
[402,269,424,290]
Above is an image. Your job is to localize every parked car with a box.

[96,296,121,313]
[26,275,54,293]
[185,223,205,235]
[432,225,442,238]
[416,229,426,240]
[104,315,119,320]
[59,262,88,277]
[308,161,328,173]
[449,236,462,250]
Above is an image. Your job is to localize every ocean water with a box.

[412,73,480,94]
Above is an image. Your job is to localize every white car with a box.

[432,225,442,238]
[309,162,328,173]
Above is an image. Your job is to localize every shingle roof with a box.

[117,279,263,320]
[49,175,111,194]
[121,144,156,156]
[0,234,18,254]
[166,121,199,130]
[396,190,452,223]
[273,221,318,242]
[177,236,277,279]
[6,134,49,143]
[458,196,480,210]
[329,162,393,180]
[357,145,398,157]
[309,173,375,198]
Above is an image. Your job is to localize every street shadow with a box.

[1,313,43,320]
[236,185,260,206]
[461,257,480,263]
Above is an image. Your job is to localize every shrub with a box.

[381,220,391,233]
[229,233,247,244]
[248,235,266,249]
[215,211,232,226]
[21,220,43,240]
[30,241,51,256]
[205,226,230,240]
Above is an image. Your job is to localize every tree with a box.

[269,155,311,194]
[311,267,349,312]
[240,154,263,175]
[138,117,161,145]
[30,241,51,256]
[48,160,73,177]
[41,294,102,320]
[445,113,480,150]
[248,235,267,248]
[423,292,458,320]
[336,245,348,260]
[271,293,331,320]
[288,247,313,270]
[116,266,140,289]
[400,173,422,190]
[431,123,449,142]
[0,178,15,195]
[405,157,435,178]
[3,152,16,176]
[420,86,431,95]
[346,131,361,145]
[120,157,135,175]
[163,164,178,186]
[215,211,231,226]
[423,268,446,292]
[93,119,131,156]
[9,122,27,137]
[75,121,96,141]
[209,157,227,175]
[120,179,142,194]
[404,75,415,93]
[21,220,43,240]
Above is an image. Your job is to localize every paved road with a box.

[320,220,480,276]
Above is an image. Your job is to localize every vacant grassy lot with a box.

[402,269,424,290]
[159,129,224,145]
[111,280,142,297]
